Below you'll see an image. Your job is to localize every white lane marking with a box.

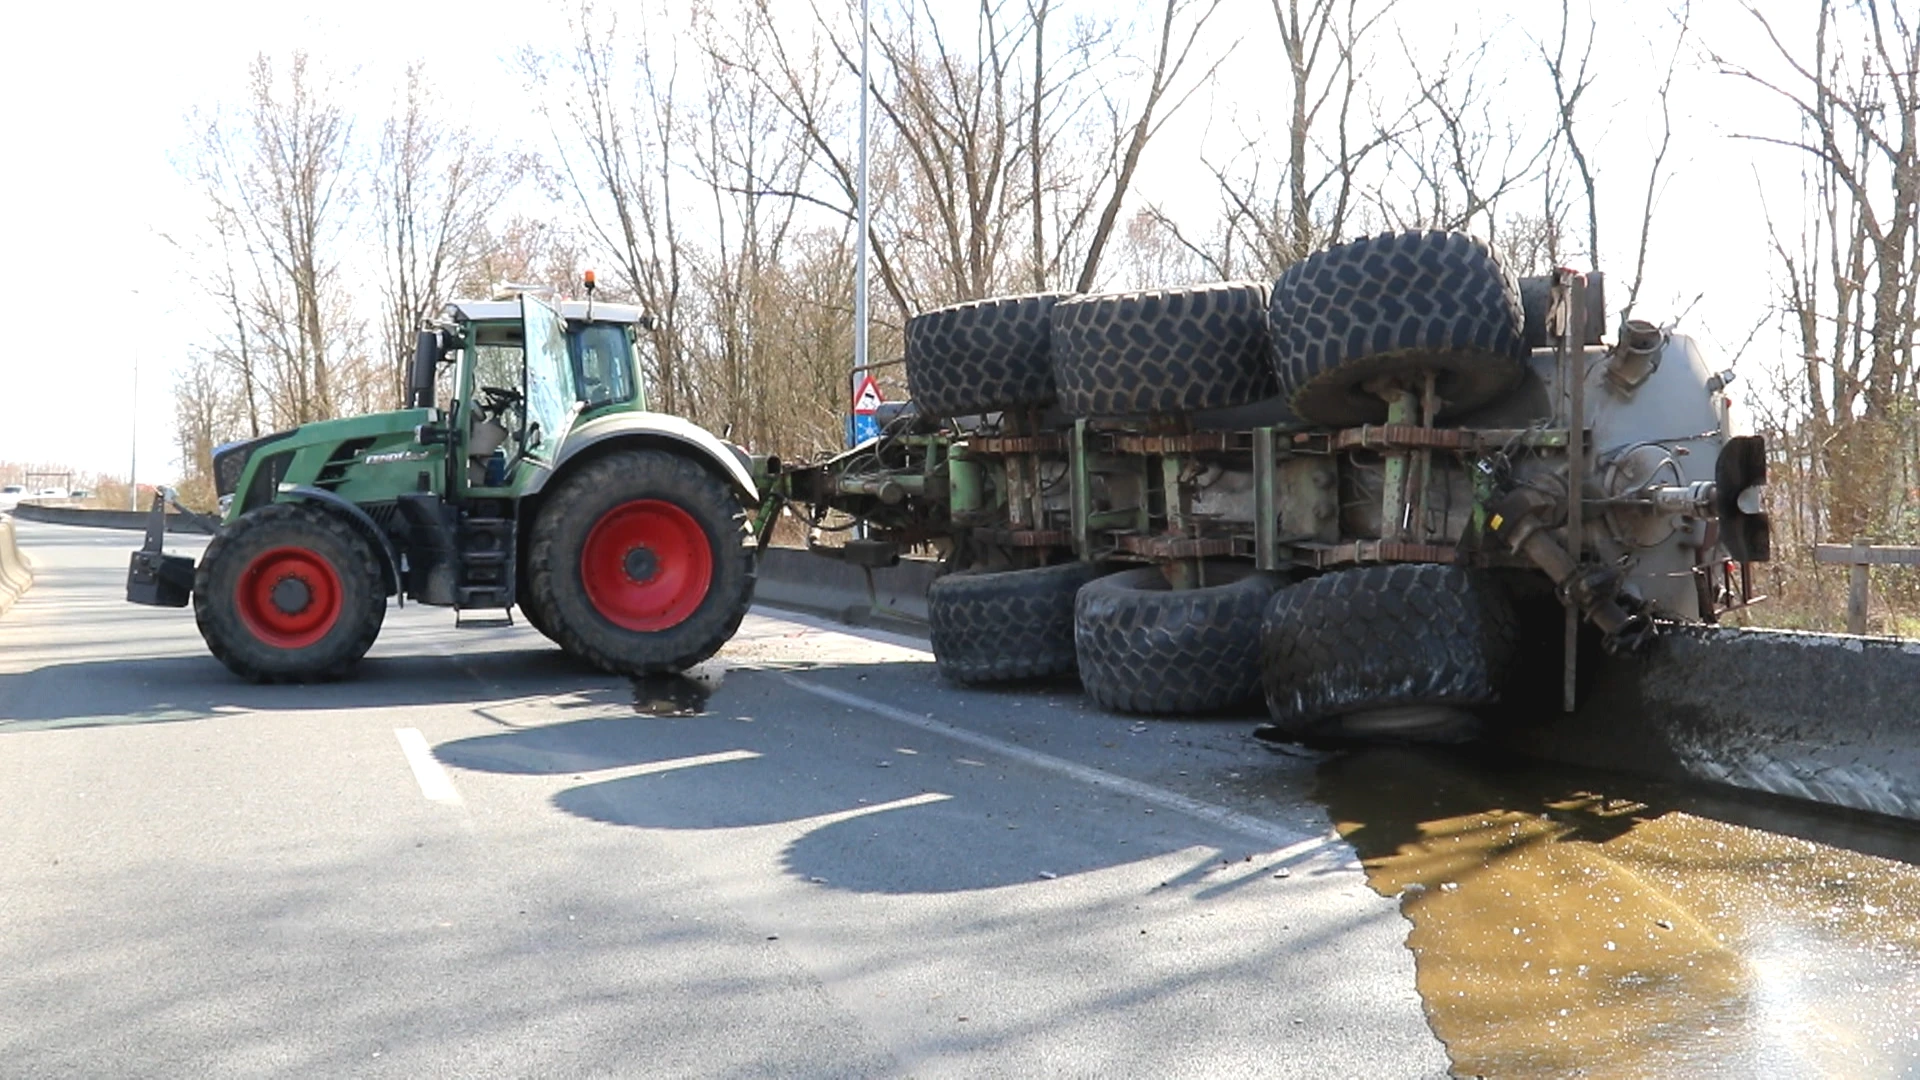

[791,791,953,830]
[746,605,935,653]
[395,728,464,805]
[776,674,1334,853]
[617,749,762,777]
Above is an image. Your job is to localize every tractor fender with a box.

[528,412,759,503]
[283,486,406,603]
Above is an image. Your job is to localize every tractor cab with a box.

[417,292,652,496]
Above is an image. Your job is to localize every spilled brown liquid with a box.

[1318,748,1920,1078]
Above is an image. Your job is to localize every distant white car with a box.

[0,484,22,511]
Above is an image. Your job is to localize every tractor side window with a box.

[569,324,636,408]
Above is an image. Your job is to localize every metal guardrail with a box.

[1813,539,1920,635]
[0,515,33,617]
[753,546,937,627]
[11,501,218,534]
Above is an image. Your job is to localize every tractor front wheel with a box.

[193,502,387,682]
[527,449,755,676]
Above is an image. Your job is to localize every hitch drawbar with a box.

[126,491,206,608]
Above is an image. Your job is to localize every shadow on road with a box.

[437,665,1315,897]
[0,647,625,731]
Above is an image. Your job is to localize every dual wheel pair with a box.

[927,560,1517,741]
[191,450,755,682]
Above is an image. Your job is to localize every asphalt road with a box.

[0,522,1446,1078]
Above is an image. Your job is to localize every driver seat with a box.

[467,407,509,487]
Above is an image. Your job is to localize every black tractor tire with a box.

[192,501,387,682]
[1259,563,1517,741]
[904,292,1070,419]
[1267,230,1527,427]
[518,589,560,645]
[1049,281,1278,418]
[527,449,756,676]
[926,561,1102,684]
[1074,564,1286,714]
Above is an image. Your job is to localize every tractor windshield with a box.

[521,295,576,462]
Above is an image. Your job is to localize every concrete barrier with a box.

[1497,625,1920,823]
[11,502,218,534]
[0,514,33,618]
[753,546,939,628]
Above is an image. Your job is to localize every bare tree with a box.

[183,51,373,429]
[1539,0,1599,269]
[1717,0,1918,558]
[374,64,525,406]
[457,216,588,298]
[1174,0,1407,279]
[1621,2,1692,319]
[731,0,1220,314]
[526,2,692,413]
[1073,0,1229,291]
[1379,30,1555,244]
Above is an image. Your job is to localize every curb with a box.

[0,514,34,618]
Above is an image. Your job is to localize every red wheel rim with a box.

[581,500,713,632]
[235,546,343,649]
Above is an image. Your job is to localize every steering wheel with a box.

[477,385,523,416]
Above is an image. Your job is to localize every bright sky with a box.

[0,0,1810,481]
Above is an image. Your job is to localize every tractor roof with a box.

[444,299,647,325]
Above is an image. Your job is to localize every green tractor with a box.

[128,285,762,682]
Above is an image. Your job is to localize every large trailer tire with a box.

[1259,563,1516,741]
[904,292,1069,419]
[927,561,1101,684]
[1074,564,1285,714]
[1049,282,1277,418]
[1267,230,1527,426]
[193,501,387,682]
[528,449,755,676]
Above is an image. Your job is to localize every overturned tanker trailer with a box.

[769,229,1792,761]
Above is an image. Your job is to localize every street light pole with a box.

[129,341,140,510]
[853,0,870,444]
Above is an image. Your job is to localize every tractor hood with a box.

[219,408,439,518]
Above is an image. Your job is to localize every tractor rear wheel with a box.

[527,449,755,676]
[193,501,387,682]
[518,588,560,645]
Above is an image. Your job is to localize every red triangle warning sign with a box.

[852,374,884,414]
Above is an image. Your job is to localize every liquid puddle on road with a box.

[1317,747,1920,1078]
